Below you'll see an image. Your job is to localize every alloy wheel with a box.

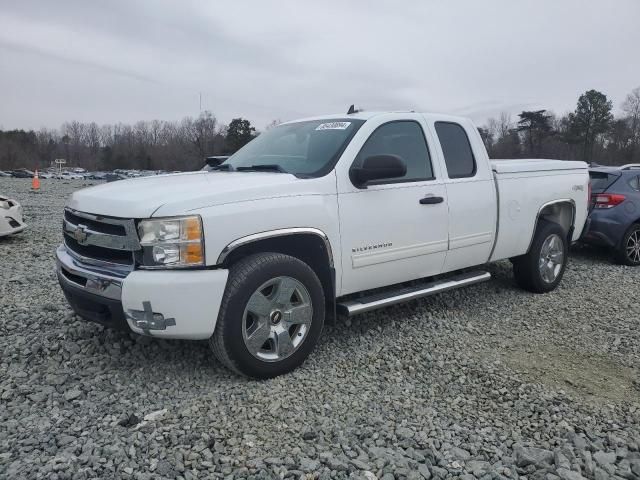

[242,276,313,362]
[538,233,564,284]
[626,230,640,263]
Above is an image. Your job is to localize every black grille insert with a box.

[65,236,134,265]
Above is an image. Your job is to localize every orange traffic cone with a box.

[32,169,40,190]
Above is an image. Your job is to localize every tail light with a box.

[592,193,626,209]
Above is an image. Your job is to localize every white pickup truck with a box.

[56,111,589,377]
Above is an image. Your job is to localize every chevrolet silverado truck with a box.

[56,111,589,378]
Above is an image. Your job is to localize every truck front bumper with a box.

[56,245,229,340]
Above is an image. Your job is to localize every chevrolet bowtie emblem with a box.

[74,225,88,244]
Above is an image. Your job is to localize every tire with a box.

[210,253,325,378]
[615,223,640,266]
[512,219,568,293]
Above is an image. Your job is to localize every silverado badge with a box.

[352,242,393,253]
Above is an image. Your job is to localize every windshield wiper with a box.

[236,164,287,173]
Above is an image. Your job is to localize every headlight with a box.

[137,215,205,268]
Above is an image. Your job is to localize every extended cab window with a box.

[353,121,433,183]
[435,122,476,179]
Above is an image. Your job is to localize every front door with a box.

[337,119,449,295]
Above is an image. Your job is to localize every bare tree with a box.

[623,87,640,140]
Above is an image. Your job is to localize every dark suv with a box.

[583,164,640,265]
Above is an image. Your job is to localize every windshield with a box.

[222,118,365,177]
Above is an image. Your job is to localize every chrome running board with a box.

[337,271,491,316]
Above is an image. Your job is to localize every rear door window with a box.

[628,175,640,191]
[435,122,476,179]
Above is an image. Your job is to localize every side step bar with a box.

[337,271,491,316]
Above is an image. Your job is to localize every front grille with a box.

[63,208,139,269]
[64,209,126,236]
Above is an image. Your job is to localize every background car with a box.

[0,195,27,237]
[583,164,640,265]
[86,172,108,180]
[10,169,34,178]
[105,172,127,182]
[55,172,85,180]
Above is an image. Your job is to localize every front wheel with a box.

[512,219,568,293]
[210,253,325,378]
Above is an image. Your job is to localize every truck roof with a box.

[282,111,473,124]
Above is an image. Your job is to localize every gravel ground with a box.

[1,177,639,480]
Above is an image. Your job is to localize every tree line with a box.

[479,87,640,165]
[0,113,257,171]
[1,86,639,172]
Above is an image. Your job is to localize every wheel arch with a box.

[527,199,576,252]
[217,229,337,323]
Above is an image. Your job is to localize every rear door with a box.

[429,118,497,272]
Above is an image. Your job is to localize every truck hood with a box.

[66,171,313,218]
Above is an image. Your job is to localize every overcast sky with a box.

[1,0,639,131]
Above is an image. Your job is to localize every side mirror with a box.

[350,154,407,188]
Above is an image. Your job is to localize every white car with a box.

[56,172,85,180]
[0,195,26,237]
[56,110,589,378]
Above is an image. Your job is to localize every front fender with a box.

[192,194,342,290]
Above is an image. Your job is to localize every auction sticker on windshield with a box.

[315,122,351,130]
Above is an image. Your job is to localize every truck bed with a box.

[489,158,589,262]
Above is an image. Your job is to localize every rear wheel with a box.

[615,224,640,266]
[513,219,568,293]
[211,253,325,378]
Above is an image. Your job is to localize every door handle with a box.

[419,195,444,205]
